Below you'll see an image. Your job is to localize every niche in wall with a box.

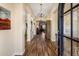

[0,6,11,30]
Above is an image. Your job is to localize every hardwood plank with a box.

[24,34,57,56]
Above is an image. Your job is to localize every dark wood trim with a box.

[56,33,79,43]
[64,4,79,14]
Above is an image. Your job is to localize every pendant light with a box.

[40,3,43,17]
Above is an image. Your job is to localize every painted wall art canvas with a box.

[0,7,11,30]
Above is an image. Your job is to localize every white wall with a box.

[50,9,58,41]
[12,4,25,55]
[0,3,25,56]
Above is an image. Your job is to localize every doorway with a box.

[46,20,51,40]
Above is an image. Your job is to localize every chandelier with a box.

[39,3,43,17]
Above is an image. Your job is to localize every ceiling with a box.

[29,3,58,17]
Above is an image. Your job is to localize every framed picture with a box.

[0,6,11,30]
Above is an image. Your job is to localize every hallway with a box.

[24,34,57,56]
[0,3,79,56]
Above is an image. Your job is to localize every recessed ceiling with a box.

[29,3,58,17]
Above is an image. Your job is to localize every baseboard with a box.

[12,49,25,56]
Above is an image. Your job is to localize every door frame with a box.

[58,3,64,56]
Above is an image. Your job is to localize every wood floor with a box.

[24,34,57,56]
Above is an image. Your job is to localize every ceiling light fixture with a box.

[40,3,43,17]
